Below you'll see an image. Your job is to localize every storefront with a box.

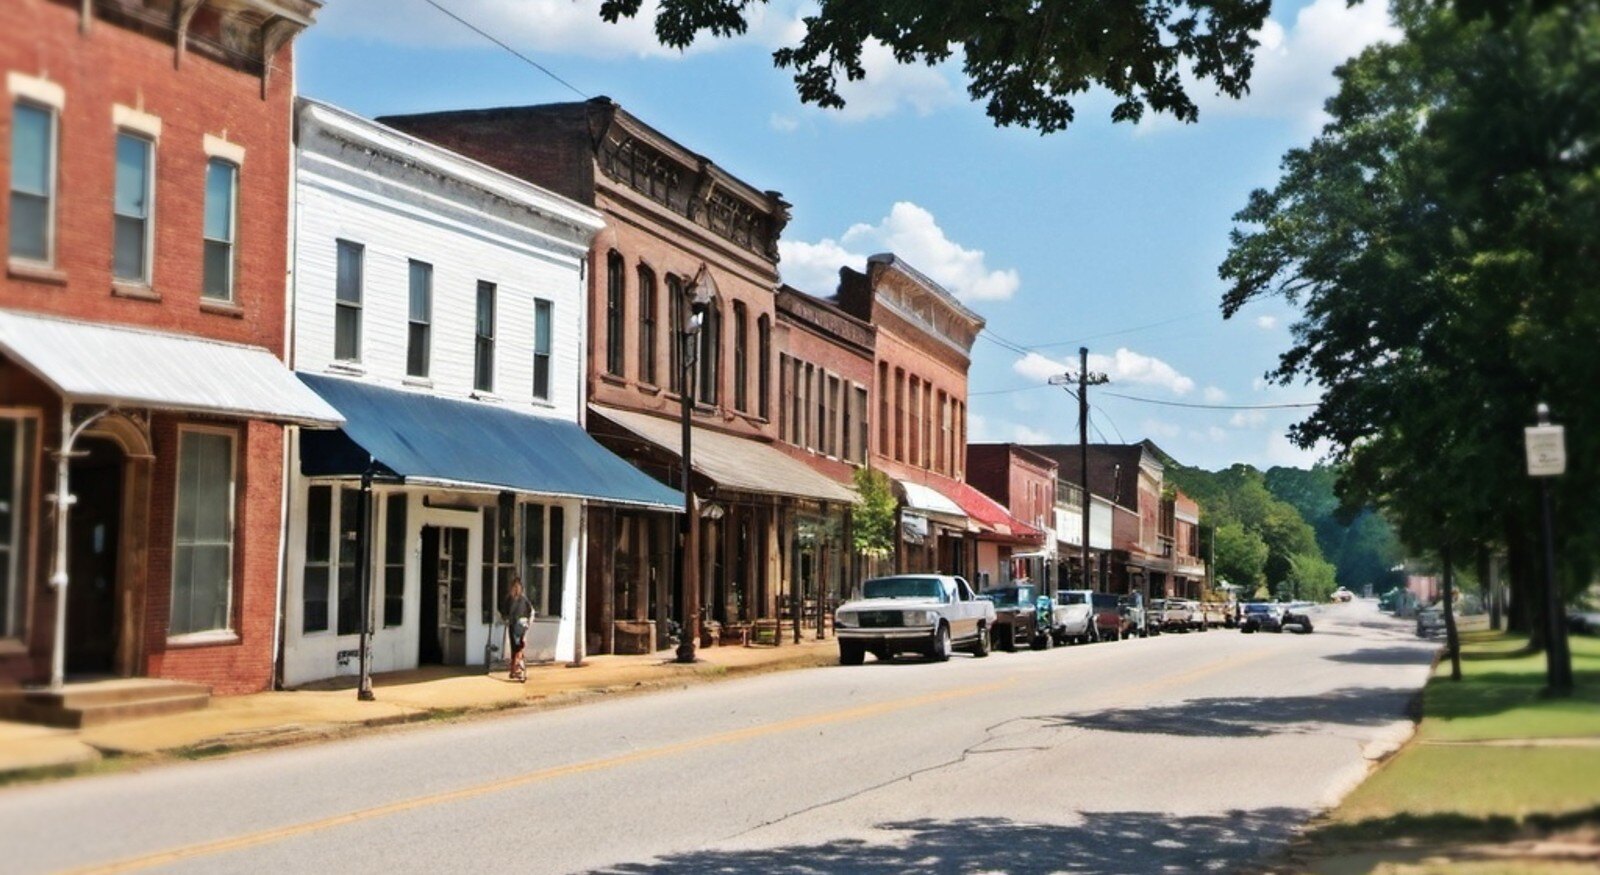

[894,479,971,579]
[281,376,680,687]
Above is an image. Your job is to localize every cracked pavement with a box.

[0,601,1435,874]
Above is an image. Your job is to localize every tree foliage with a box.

[597,0,1272,132]
[852,465,897,558]
[1219,0,1600,609]
[1265,465,1405,592]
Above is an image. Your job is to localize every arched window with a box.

[605,251,625,377]
[698,300,720,405]
[637,265,657,385]
[667,274,685,394]
[732,301,749,412]
[757,315,771,420]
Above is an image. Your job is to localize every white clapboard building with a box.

[282,100,679,686]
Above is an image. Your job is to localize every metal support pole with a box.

[675,323,700,663]
[1539,478,1573,693]
[48,403,74,690]
[356,465,375,701]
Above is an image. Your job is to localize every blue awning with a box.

[297,374,682,511]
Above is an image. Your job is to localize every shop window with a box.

[336,487,362,636]
[0,414,36,639]
[170,429,235,636]
[303,485,331,634]
[481,495,518,624]
[521,503,566,618]
[383,493,406,628]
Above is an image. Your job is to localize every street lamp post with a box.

[1525,402,1573,694]
[675,266,716,664]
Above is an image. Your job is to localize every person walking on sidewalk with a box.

[503,577,534,682]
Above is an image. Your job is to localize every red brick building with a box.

[0,0,330,699]
[965,443,1056,591]
[834,255,984,578]
[383,99,853,655]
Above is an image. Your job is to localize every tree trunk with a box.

[1479,543,1501,632]
[1443,545,1461,681]
[1504,514,1540,646]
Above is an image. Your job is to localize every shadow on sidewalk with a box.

[592,808,1309,874]
[1322,646,1437,666]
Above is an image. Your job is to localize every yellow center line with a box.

[63,676,1019,875]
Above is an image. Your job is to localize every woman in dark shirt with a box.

[503,577,534,682]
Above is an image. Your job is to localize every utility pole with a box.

[1049,347,1108,592]
[1524,403,1572,694]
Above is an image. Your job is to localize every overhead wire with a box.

[422,0,589,99]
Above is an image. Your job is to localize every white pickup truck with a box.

[834,574,996,664]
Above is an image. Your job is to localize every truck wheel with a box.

[1000,626,1017,652]
[930,624,952,662]
[839,640,865,666]
[1034,630,1053,650]
[973,623,991,658]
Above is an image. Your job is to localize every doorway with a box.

[66,437,122,676]
[419,525,469,665]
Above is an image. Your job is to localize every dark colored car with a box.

[1281,602,1315,633]
[1240,602,1283,633]
[982,584,1054,651]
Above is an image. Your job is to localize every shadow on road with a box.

[1040,686,1417,738]
[1322,647,1437,666]
[591,808,1309,874]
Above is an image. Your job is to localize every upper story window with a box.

[474,281,496,392]
[113,132,154,283]
[605,251,625,377]
[202,159,237,300]
[667,275,684,394]
[406,260,432,378]
[853,386,869,465]
[732,301,749,412]
[9,102,55,264]
[697,300,721,405]
[757,316,771,420]
[637,266,656,385]
[533,298,553,401]
[334,240,363,362]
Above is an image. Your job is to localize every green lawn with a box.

[1420,631,1600,742]
[1334,746,1600,822]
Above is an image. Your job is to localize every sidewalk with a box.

[0,637,839,782]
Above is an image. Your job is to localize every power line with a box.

[1100,391,1318,410]
[1019,309,1214,350]
[422,0,588,99]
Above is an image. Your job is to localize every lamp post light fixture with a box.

[1525,402,1574,694]
[675,265,717,664]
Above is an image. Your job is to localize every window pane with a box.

[547,507,565,618]
[114,134,150,217]
[303,567,329,634]
[202,239,232,301]
[204,161,234,242]
[533,355,550,401]
[306,485,331,562]
[384,494,406,564]
[171,432,234,636]
[521,504,544,611]
[9,193,47,261]
[337,561,361,636]
[0,419,15,637]
[335,305,360,362]
[113,215,146,281]
[476,282,495,336]
[535,300,552,353]
[336,488,361,636]
[407,323,430,377]
[336,241,363,303]
[383,567,404,628]
[408,261,431,321]
[11,104,51,195]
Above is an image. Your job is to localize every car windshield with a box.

[862,577,946,600]
[1058,592,1087,605]
[984,586,1033,606]
[1244,603,1272,614]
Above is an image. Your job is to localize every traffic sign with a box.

[1525,424,1566,477]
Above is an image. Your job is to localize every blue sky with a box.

[297,0,1399,471]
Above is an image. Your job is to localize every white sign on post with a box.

[1524,424,1567,477]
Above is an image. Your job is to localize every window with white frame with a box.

[532,298,553,401]
[334,240,363,361]
[113,132,154,283]
[336,487,362,636]
[9,102,55,263]
[521,503,566,618]
[407,260,432,378]
[475,281,496,393]
[0,414,36,639]
[382,493,406,628]
[202,159,237,300]
[481,495,516,624]
[170,429,235,636]
[301,483,373,636]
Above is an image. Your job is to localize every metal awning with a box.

[591,405,856,505]
[299,375,682,511]
[0,309,342,425]
[896,479,968,526]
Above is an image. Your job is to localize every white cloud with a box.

[1012,423,1053,444]
[1264,431,1330,468]
[1251,376,1272,392]
[779,202,1020,301]
[1221,0,1400,127]
[768,113,800,133]
[317,0,693,60]
[1014,348,1196,396]
[1203,386,1228,403]
[1208,426,1229,443]
[828,40,961,122]
[1143,419,1183,440]
[1229,409,1268,429]
[1255,315,1279,330]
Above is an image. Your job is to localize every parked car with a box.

[1332,586,1354,603]
[1153,598,1193,633]
[1145,598,1167,635]
[835,575,995,664]
[1416,606,1446,638]
[1054,590,1098,644]
[1179,599,1209,631]
[1281,602,1315,633]
[1239,602,1284,633]
[1197,601,1230,629]
[1093,591,1137,640]
[982,583,1055,651]
[1569,611,1600,636]
[1119,593,1147,639]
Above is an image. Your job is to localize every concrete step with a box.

[0,680,211,728]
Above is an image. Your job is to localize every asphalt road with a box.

[0,600,1437,875]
